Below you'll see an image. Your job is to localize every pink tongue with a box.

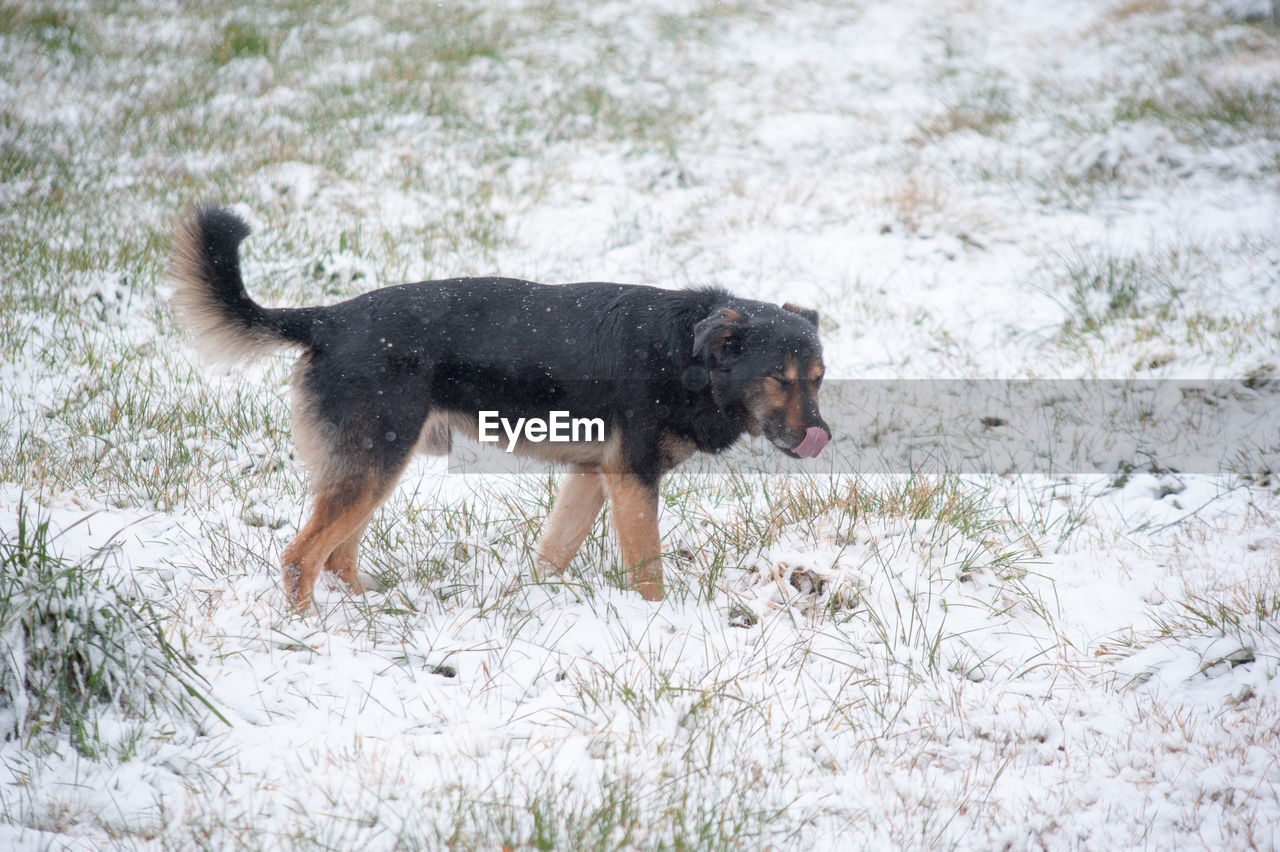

[792,426,829,459]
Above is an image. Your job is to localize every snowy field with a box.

[3,0,1280,848]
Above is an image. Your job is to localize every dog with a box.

[170,205,831,609]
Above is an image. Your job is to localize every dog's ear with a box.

[693,307,745,365]
[782,303,819,328]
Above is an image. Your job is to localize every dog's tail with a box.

[169,205,318,363]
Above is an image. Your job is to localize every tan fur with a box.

[748,373,791,432]
[414,413,453,456]
[281,484,391,610]
[288,354,359,490]
[783,358,804,436]
[534,466,607,576]
[534,434,688,591]
[324,523,369,590]
[601,471,664,601]
[657,435,696,471]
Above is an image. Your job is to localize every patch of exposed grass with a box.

[1101,559,1280,697]
[682,471,1020,555]
[1151,572,1280,647]
[661,472,1054,664]
[1116,81,1280,145]
[0,346,297,513]
[0,5,86,54]
[925,72,1015,138]
[440,767,788,852]
[1045,244,1185,339]
[209,20,272,65]
[552,81,696,152]
[1105,0,1176,20]
[0,499,223,758]
[876,173,947,235]
[1107,14,1280,150]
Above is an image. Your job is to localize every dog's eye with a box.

[770,374,792,388]
[813,375,824,389]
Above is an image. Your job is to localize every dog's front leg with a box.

[534,465,605,578]
[602,472,663,601]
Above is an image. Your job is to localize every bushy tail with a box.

[169,206,315,363]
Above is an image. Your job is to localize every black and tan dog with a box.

[171,206,831,609]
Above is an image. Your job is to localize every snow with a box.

[3,0,1280,848]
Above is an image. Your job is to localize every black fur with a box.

[172,205,831,605]
[181,206,830,486]
[186,206,322,345]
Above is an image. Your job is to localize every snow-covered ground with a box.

[2,0,1279,848]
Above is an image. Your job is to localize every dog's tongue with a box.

[792,426,829,459]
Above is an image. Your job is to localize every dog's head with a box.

[692,301,831,458]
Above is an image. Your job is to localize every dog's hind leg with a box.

[534,464,605,578]
[285,352,431,610]
[323,520,371,592]
[601,471,663,601]
[281,480,392,610]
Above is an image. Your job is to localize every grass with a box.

[924,72,1015,138]
[1150,573,1280,651]
[2,0,1280,847]
[875,174,947,236]
[646,471,1059,683]
[1114,71,1280,147]
[426,768,789,851]
[1062,248,1181,333]
[0,498,222,759]
[209,20,272,66]
[1086,6,1280,168]
[1036,242,1191,348]
[0,6,84,54]
[1100,560,1280,702]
